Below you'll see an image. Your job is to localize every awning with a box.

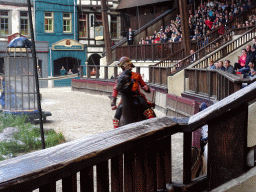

[116,0,171,10]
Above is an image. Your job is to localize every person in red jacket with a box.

[205,16,213,29]
[111,56,155,129]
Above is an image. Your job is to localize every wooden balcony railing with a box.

[113,5,256,65]
[115,42,183,62]
[184,68,256,101]
[148,5,256,71]
[1,80,256,191]
[148,25,256,87]
[192,26,256,69]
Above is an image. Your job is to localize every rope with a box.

[39,73,78,80]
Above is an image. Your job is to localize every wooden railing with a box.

[152,5,256,67]
[108,8,177,54]
[115,42,183,62]
[184,68,256,101]
[71,78,199,118]
[194,5,256,50]
[148,26,256,87]
[192,26,256,69]
[1,80,256,191]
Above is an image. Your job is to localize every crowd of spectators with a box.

[207,38,256,77]
[135,0,254,45]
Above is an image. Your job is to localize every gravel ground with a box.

[37,87,183,190]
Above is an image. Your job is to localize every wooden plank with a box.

[208,103,248,190]
[80,166,93,192]
[156,136,172,190]
[188,81,256,132]
[111,154,123,192]
[62,173,77,192]
[0,117,177,191]
[135,150,146,192]
[39,182,56,192]
[183,132,192,184]
[124,150,135,192]
[144,144,157,192]
[97,160,109,191]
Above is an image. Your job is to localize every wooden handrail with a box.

[1,80,256,191]
[184,68,256,102]
[110,7,177,51]
[148,26,256,86]
[192,26,256,69]
[153,5,256,69]
[115,42,182,62]
[194,4,256,50]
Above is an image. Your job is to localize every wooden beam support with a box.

[101,0,112,64]
[207,103,248,190]
[179,0,191,56]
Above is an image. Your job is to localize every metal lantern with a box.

[4,37,37,111]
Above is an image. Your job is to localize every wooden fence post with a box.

[207,103,248,190]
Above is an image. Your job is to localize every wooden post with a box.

[179,0,191,56]
[101,0,112,65]
[208,103,248,190]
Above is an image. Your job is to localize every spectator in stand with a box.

[217,61,225,71]
[154,33,161,44]
[224,60,236,74]
[152,30,157,40]
[243,45,255,72]
[208,59,216,69]
[252,38,256,53]
[218,22,225,35]
[161,34,168,43]
[234,49,247,71]
[248,62,256,77]
[205,16,213,30]
[127,28,135,45]
[189,50,197,63]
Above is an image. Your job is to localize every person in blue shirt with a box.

[217,61,225,71]
[208,60,216,69]
[60,66,66,76]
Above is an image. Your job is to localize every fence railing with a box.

[184,68,256,101]
[148,26,256,87]
[115,42,182,62]
[192,26,256,69]
[151,5,256,67]
[1,80,256,191]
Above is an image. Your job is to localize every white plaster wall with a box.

[89,14,94,39]
[248,102,256,147]
[168,70,184,96]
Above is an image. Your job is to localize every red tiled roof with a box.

[117,0,171,10]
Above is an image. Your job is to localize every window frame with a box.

[44,12,54,33]
[111,15,118,39]
[79,11,88,38]
[20,11,29,36]
[0,10,10,37]
[63,12,72,33]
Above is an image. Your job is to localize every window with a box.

[20,11,29,36]
[63,13,71,33]
[0,11,10,36]
[79,12,87,38]
[95,14,102,27]
[111,16,117,38]
[44,12,54,33]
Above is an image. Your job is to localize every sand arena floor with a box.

[39,87,183,186]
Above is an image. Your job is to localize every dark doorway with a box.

[87,54,101,66]
[53,57,81,76]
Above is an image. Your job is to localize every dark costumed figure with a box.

[111,56,156,129]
